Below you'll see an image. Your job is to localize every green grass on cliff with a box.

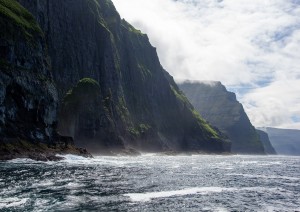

[65,78,100,97]
[127,24,143,35]
[122,20,144,36]
[171,85,190,105]
[191,109,220,139]
[63,78,101,108]
[137,63,152,80]
[0,0,42,39]
[77,78,100,88]
[127,123,152,137]
[170,85,220,139]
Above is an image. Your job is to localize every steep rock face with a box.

[59,78,125,154]
[258,127,300,156]
[0,0,90,160]
[17,0,228,153]
[179,81,265,154]
[0,0,56,143]
[256,130,276,155]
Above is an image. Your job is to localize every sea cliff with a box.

[0,0,229,158]
[0,0,90,160]
[179,81,268,154]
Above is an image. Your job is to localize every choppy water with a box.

[0,155,299,211]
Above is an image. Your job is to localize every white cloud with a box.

[241,79,300,129]
[112,0,300,129]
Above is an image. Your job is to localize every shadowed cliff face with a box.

[17,0,228,153]
[59,78,126,154]
[0,0,56,143]
[179,81,265,154]
[0,0,90,160]
[256,130,276,155]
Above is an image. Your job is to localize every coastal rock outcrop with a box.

[0,0,90,160]
[179,81,266,154]
[16,0,229,153]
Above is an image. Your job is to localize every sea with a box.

[0,155,299,211]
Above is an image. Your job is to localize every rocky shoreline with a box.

[0,139,92,161]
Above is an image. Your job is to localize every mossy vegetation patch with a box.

[170,84,220,139]
[171,85,190,104]
[71,78,100,94]
[63,78,100,109]
[191,109,220,139]
[127,127,140,137]
[122,20,144,36]
[77,78,100,89]
[138,124,151,134]
[137,63,152,80]
[0,0,42,39]
[87,0,118,37]
[127,123,152,137]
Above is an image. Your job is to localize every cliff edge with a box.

[179,81,266,154]
[16,0,229,154]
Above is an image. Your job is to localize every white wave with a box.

[33,198,51,210]
[0,198,28,209]
[139,153,158,157]
[57,154,147,167]
[240,161,259,164]
[207,207,229,212]
[223,167,234,170]
[124,187,236,202]
[31,180,54,188]
[264,161,282,165]
[9,158,37,163]
[91,156,162,167]
[66,182,83,189]
[58,154,90,162]
[214,207,230,212]
[124,186,288,202]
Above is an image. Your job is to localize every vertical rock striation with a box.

[17,0,228,153]
[179,81,266,154]
[0,0,90,160]
[0,0,56,144]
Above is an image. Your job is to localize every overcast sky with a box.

[112,0,300,130]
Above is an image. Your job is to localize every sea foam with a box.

[124,187,235,202]
[0,198,28,209]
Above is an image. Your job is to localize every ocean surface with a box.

[0,155,299,211]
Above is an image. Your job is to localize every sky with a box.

[112,0,300,130]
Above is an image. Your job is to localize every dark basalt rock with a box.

[179,81,266,154]
[0,138,92,161]
[17,0,229,153]
[0,0,91,160]
[59,77,125,153]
